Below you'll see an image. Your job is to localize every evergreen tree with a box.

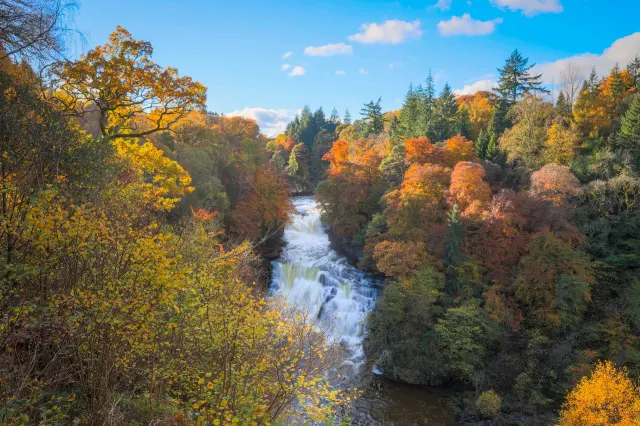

[616,94,640,169]
[495,49,549,104]
[343,108,352,125]
[399,83,419,138]
[475,129,489,159]
[585,67,601,92]
[329,107,340,124]
[454,105,472,139]
[628,55,640,90]
[433,83,458,141]
[444,204,464,296]
[361,97,384,136]
[555,91,572,125]
[418,71,437,137]
[313,106,326,130]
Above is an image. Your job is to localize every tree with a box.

[361,97,384,136]
[628,55,640,90]
[615,94,640,169]
[530,164,582,206]
[449,161,491,219]
[51,26,207,141]
[544,123,579,165]
[559,361,640,425]
[230,166,294,241]
[559,62,584,111]
[435,302,494,381]
[555,91,572,123]
[444,204,464,295]
[514,231,593,326]
[0,0,76,63]
[433,83,458,141]
[499,95,552,170]
[343,108,351,125]
[495,49,549,104]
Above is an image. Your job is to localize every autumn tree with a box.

[530,164,582,206]
[514,231,593,327]
[559,361,640,425]
[544,123,579,165]
[500,95,552,170]
[449,161,491,219]
[231,165,293,241]
[51,26,207,141]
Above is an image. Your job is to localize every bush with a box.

[476,389,502,419]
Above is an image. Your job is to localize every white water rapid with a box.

[270,196,378,369]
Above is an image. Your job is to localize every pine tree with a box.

[433,83,458,141]
[399,84,418,138]
[313,107,326,130]
[495,49,549,104]
[343,108,351,125]
[329,107,340,124]
[361,97,384,136]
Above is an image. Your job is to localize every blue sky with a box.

[73,0,640,135]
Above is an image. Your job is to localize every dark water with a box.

[271,196,457,425]
[353,376,457,425]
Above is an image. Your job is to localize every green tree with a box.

[343,108,352,125]
[360,97,384,136]
[615,94,640,169]
[495,49,549,104]
[444,204,464,296]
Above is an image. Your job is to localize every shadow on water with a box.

[352,376,457,426]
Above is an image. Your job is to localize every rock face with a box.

[325,226,364,266]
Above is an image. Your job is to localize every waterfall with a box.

[270,196,378,368]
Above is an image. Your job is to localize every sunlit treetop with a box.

[50,26,207,140]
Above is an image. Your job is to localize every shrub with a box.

[476,389,502,419]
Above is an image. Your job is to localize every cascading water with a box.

[270,196,378,370]
[271,196,456,425]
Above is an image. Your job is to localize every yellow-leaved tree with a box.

[558,361,640,425]
[50,26,207,141]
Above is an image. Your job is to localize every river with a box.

[270,196,457,425]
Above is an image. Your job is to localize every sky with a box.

[72,0,640,136]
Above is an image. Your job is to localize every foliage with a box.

[558,361,640,425]
[476,390,502,419]
[50,26,207,141]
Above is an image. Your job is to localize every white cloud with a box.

[533,32,640,83]
[349,19,422,45]
[226,108,295,137]
[437,14,503,36]
[335,70,346,75]
[431,0,452,11]
[281,64,291,70]
[359,68,368,75]
[453,79,497,95]
[304,43,353,56]
[288,66,305,77]
[388,61,401,68]
[490,0,562,16]
[282,51,293,59]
